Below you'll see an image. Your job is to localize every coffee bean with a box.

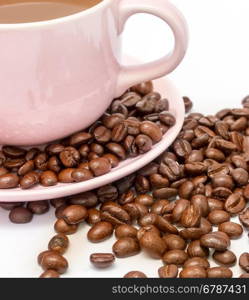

[218,221,243,238]
[139,231,167,259]
[90,253,115,268]
[4,158,25,170]
[150,174,169,189]
[183,96,193,113]
[151,200,170,215]
[86,208,101,225]
[45,144,65,155]
[50,198,67,208]
[9,207,33,224]
[153,187,178,199]
[27,201,49,215]
[180,228,204,240]
[159,112,176,126]
[137,225,160,240]
[123,271,147,278]
[135,194,153,207]
[0,173,19,189]
[0,167,8,177]
[162,250,188,265]
[101,202,130,226]
[185,162,207,175]
[207,210,230,225]
[34,153,47,171]
[191,194,209,217]
[135,134,153,154]
[115,224,138,239]
[213,250,236,265]
[69,192,98,208]
[131,81,153,96]
[224,193,246,214]
[106,143,126,160]
[207,267,233,278]
[93,126,112,143]
[187,240,209,258]
[0,201,23,211]
[162,234,186,250]
[200,232,230,251]
[135,176,150,194]
[240,273,249,278]
[18,160,35,176]
[184,257,210,269]
[113,237,140,258]
[208,198,224,211]
[89,158,111,176]
[61,205,88,225]
[2,146,26,158]
[69,132,92,147]
[212,175,234,190]
[158,265,178,278]
[136,93,158,114]
[40,251,68,274]
[40,270,60,278]
[87,221,113,243]
[55,205,68,219]
[59,147,80,168]
[181,204,201,228]
[239,208,249,228]
[239,253,249,272]
[120,92,142,108]
[58,168,74,183]
[172,199,190,222]
[111,122,128,142]
[40,171,58,187]
[48,234,69,254]
[71,169,93,182]
[180,266,207,278]
[97,185,118,203]
[231,168,249,185]
[139,121,162,143]
[54,219,78,235]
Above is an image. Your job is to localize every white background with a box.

[0,0,249,277]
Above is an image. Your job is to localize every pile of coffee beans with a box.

[1,82,249,278]
[33,91,249,278]
[0,81,175,190]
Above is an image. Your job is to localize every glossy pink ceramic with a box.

[0,74,185,202]
[0,0,188,145]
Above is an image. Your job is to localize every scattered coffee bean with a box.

[87,221,113,243]
[54,219,78,235]
[162,250,188,265]
[158,265,178,278]
[184,257,210,269]
[90,253,115,268]
[61,205,88,224]
[40,269,60,278]
[27,201,49,215]
[200,232,230,251]
[218,222,243,238]
[180,266,207,278]
[213,250,236,265]
[39,251,68,274]
[115,224,138,239]
[207,267,233,278]
[9,207,33,224]
[48,234,69,254]
[123,271,147,278]
[239,253,249,272]
[239,208,249,228]
[113,237,140,258]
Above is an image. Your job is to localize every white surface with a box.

[0,0,249,277]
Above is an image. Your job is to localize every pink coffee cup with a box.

[0,0,188,145]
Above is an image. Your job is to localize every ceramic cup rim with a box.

[0,0,110,30]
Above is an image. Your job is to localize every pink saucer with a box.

[0,77,184,202]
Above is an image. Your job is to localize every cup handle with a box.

[115,0,188,97]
